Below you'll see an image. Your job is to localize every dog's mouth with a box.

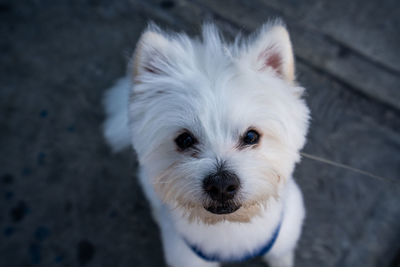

[205,203,241,215]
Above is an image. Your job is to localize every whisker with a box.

[300,152,397,184]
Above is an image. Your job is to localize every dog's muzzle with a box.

[203,170,241,214]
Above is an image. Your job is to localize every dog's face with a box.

[129,23,309,224]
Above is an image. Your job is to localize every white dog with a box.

[103,21,310,267]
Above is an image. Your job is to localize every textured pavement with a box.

[1,0,399,267]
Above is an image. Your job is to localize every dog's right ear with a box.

[242,21,295,83]
[132,26,172,80]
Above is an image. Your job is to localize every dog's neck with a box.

[184,213,282,262]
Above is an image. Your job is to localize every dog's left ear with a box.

[244,23,295,83]
[132,25,174,80]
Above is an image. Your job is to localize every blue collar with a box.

[184,220,282,262]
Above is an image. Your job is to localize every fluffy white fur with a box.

[103,21,310,267]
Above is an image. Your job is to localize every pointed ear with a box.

[132,27,172,80]
[245,23,295,82]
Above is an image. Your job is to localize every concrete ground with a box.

[1,0,399,266]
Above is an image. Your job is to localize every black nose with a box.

[203,171,240,202]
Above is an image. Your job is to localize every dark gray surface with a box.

[1,0,399,266]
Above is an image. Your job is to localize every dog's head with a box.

[129,22,309,224]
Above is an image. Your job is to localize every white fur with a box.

[103,77,132,152]
[103,21,309,267]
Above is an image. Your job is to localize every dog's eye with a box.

[242,130,260,145]
[175,132,197,150]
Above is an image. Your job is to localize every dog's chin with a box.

[205,203,241,215]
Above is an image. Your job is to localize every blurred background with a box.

[1,0,399,266]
